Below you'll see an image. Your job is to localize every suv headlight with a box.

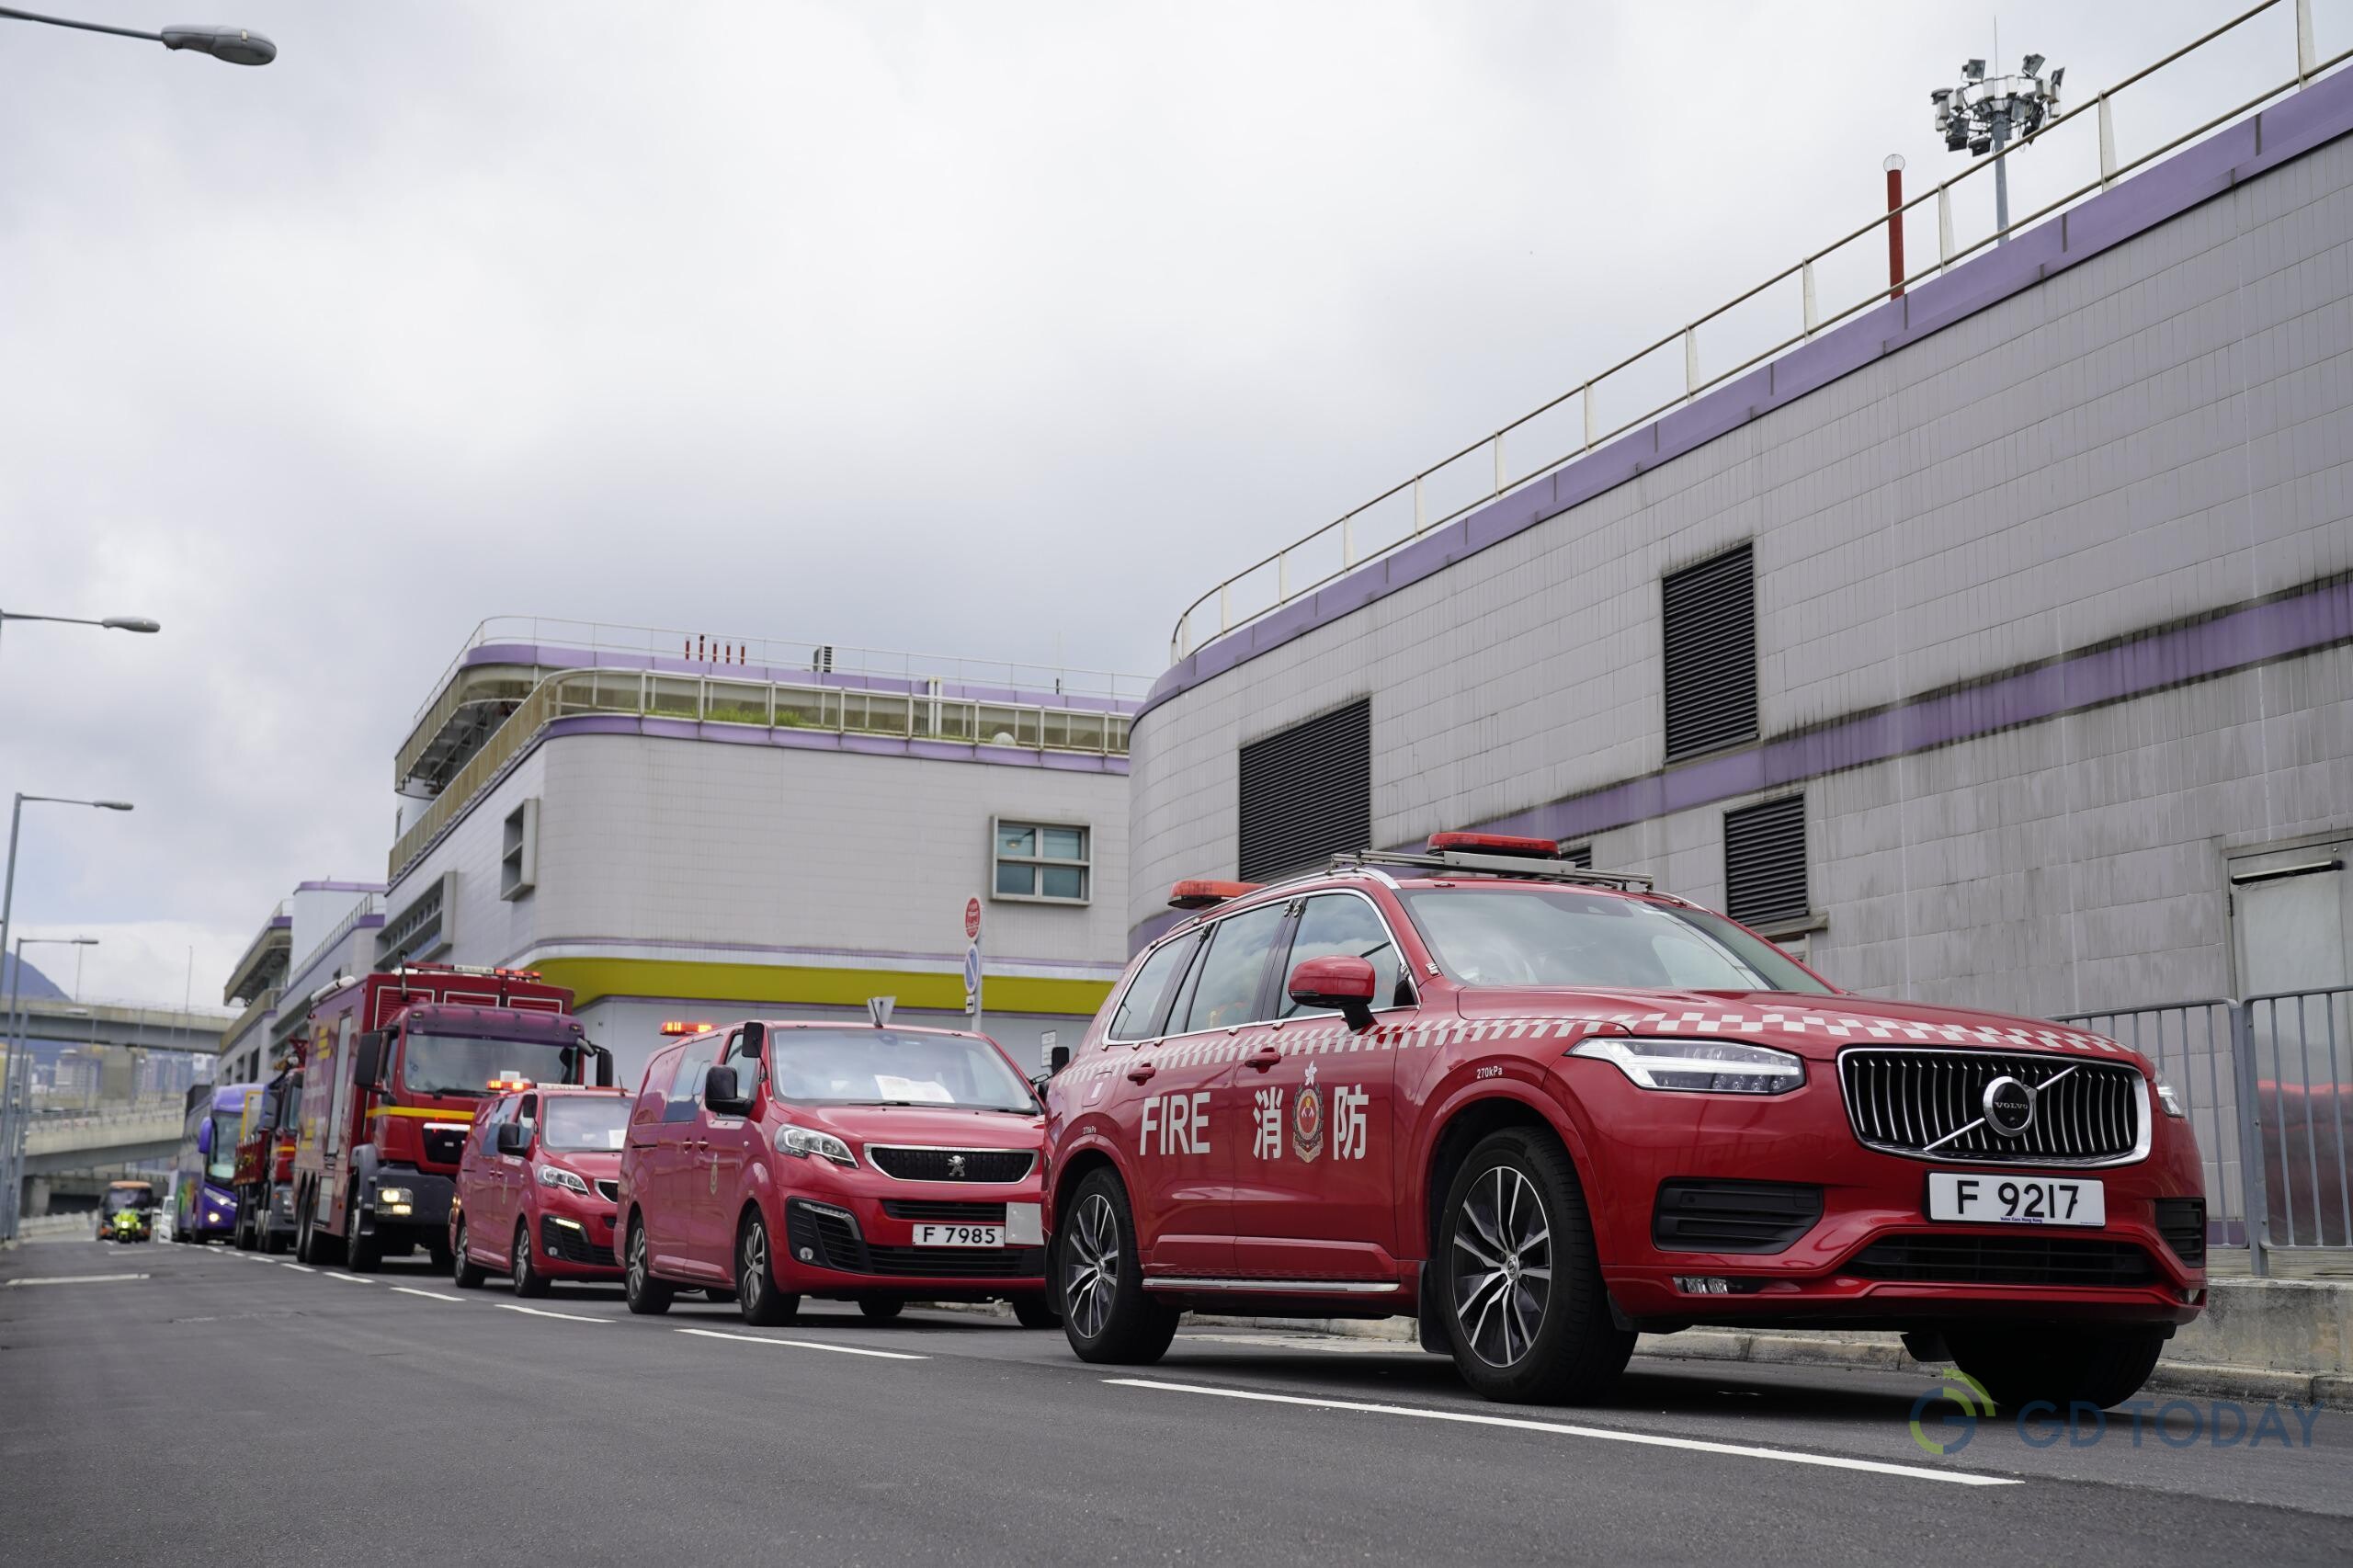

[775,1125,857,1167]
[1568,1037,1806,1094]
[535,1165,591,1195]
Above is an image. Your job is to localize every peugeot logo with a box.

[1982,1075,2037,1138]
[948,1153,967,1178]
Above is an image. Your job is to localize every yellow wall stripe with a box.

[529,957,1112,1018]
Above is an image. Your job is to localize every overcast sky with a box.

[0,0,2278,1004]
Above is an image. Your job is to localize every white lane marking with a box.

[1,1273,148,1288]
[676,1327,926,1361]
[1105,1379,2020,1487]
[1180,1332,1424,1356]
[392,1286,464,1302]
[322,1273,374,1286]
[280,1263,316,1273]
[495,1303,606,1323]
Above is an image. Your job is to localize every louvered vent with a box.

[1662,543,1757,760]
[1723,794,1807,926]
[1238,699,1371,882]
[1561,844,1594,869]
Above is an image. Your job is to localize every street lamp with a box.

[0,7,274,63]
[1931,52,2063,243]
[0,609,164,668]
[0,937,97,1240]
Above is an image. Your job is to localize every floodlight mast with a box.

[1929,52,2062,244]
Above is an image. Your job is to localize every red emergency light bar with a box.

[486,1075,535,1093]
[1168,879,1262,910]
[659,1019,715,1037]
[1427,831,1564,858]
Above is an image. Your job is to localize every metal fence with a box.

[1171,0,2353,662]
[2062,985,2353,1273]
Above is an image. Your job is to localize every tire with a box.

[1946,1324,2168,1412]
[1438,1128,1632,1404]
[234,1207,256,1251]
[261,1214,290,1256]
[511,1220,551,1298]
[858,1297,904,1323]
[344,1187,381,1272]
[736,1212,799,1327]
[451,1221,488,1289]
[1057,1169,1178,1365]
[1011,1293,1061,1330]
[294,1191,323,1264]
[623,1216,674,1316]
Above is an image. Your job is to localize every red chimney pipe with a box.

[1885,153,1906,300]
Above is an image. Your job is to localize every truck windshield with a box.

[400,1033,576,1097]
[540,1096,629,1152]
[277,1082,302,1131]
[208,1118,240,1180]
[767,1030,1036,1112]
[1398,888,1832,994]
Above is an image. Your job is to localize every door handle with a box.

[1125,1061,1157,1084]
[1244,1045,1281,1072]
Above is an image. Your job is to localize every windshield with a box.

[400,1032,578,1097]
[767,1029,1037,1112]
[276,1082,302,1131]
[540,1096,630,1152]
[103,1187,154,1214]
[1399,888,1831,994]
[207,1118,240,1180]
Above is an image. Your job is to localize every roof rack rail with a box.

[1331,847,1654,892]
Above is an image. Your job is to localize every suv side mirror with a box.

[703,1064,752,1118]
[351,1030,386,1089]
[494,1121,530,1156]
[1288,955,1379,1032]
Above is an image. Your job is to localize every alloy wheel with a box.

[1063,1192,1119,1339]
[628,1224,647,1291]
[1451,1165,1552,1368]
[513,1228,529,1291]
[741,1222,767,1314]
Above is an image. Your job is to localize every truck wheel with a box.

[344,1187,381,1272]
[294,1191,321,1264]
[1011,1294,1061,1330]
[623,1216,674,1316]
[1945,1324,2167,1411]
[1438,1128,1632,1405]
[450,1221,487,1289]
[858,1297,904,1323]
[261,1211,290,1256]
[233,1206,255,1251]
[511,1221,550,1298]
[737,1213,799,1326]
[1057,1169,1177,1365]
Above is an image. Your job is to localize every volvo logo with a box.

[948,1153,967,1178]
[1982,1076,2037,1138]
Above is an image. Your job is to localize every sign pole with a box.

[962,896,984,1034]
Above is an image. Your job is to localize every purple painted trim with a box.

[460,642,1138,715]
[267,915,290,929]
[505,934,1126,975]
[1140,67,2353,724]
[1472,576,2353,847]
[293,880,386,894]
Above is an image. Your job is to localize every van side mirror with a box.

[494,1120,530,1156]
[1049,1044,1071,1074]
[351,1030,386,1089]
[703,1064,751,1118]
[1288,955,1379,1032]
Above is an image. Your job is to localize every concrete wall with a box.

[1131,83,2353,1020]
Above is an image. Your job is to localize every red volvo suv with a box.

[618,1020,1059,1327]
[1042,834,2207,1407]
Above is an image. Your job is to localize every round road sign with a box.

[965,897,983,940]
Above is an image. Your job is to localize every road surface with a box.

[2,1239,2346,1566]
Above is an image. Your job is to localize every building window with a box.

[500,798,540,901]
[1662,542,1757,762]
[994,820,1090,903]
[1723,795,1808,927]
[1237,698,1372,882]
[376,871,456,966]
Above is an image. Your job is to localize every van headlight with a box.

[1568,1037,1805,1094]
[775,1125,856,1167]
[535,1165,591,1195]
[2155,1081,2187,1119]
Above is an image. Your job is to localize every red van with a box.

[617,1020,1058,1327]
[449,1084,630,1295]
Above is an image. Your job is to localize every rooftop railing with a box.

[1170,0,2353,664]
[389,665,1134,881]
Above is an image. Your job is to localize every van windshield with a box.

[767,1030,1036,1113]
[1398,888,1831,994]
[401,1033,579,1096]
[540,1096,630,1152]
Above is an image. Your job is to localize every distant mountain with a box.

[0,952,66,1001]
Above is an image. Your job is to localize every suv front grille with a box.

[1839,1050,2143,1165]
[1847,1234,2156,1287]
[1652,1180,1823,1254]
[881,1200,1009,1223]
[867,1147,1035,1184]
[2154,1198,2207,1266]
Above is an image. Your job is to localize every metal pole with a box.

[1883,154,1906,299]
[2,940,25,1242]
[1991,110,2012,242]
[0,797,20,1241]
[2228,999,2273,1278]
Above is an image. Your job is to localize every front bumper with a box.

[357,1169,456,1240]
[534,1205,623,1278]
[1553,1058,2208,1332]
[769,1176,1047,1300]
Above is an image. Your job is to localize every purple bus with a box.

[175,1084,256,1244]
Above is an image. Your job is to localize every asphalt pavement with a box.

[3,1237,2347,1566]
